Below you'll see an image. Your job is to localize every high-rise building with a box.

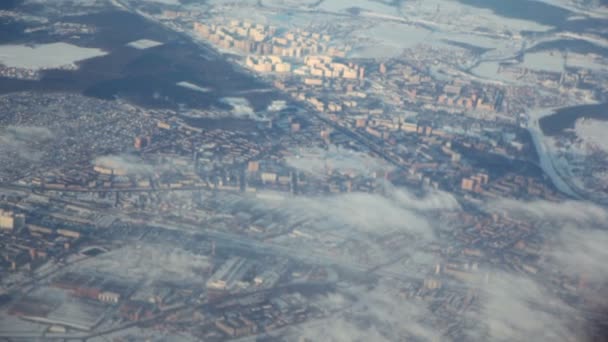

[358,66,365,80]
[0,210,25,230]
[247,161,259,173]
[379,63,387,74]
[461,178,475,192]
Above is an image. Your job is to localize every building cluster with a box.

[245,55,291,73]
[2,214,335,339]
[0,209,86,273]
[0,66,42,80]
[295,55,363,82]
[1,4,607,340]
[194,20,342,57]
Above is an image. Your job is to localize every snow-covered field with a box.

[126,39,164,50]
[522,51,565,73]
[575,118,608,153]
[349,22,431,59]
[0,42,106,70]
[317,0,396,15]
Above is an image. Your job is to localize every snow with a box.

[317,0,396,15]
[126,39,164,50]
[534,0,608,18]
[522,51,565,73]
[349,22,431,59]
[345,1,531,60]
[574,118,608,153]
[403,0,555,32]
[471,61,506,80]
[0,43,106,70]
[566,52,608,71]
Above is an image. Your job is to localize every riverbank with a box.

[527,107,583,199]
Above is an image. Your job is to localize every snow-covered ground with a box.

[574,118,608,153]
[126,39,164,49]
[470,61,516,83]
[0,43,106,70]
[526,106,608,204]
[522,51,565,73]
[349,22,431,59]
[317,0,396,16]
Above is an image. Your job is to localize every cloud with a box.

[93,154,155,176]
[550,226,608,284]
[0,125,55,160]
[220,97,259,119]
[93,154,196,176]
[286,145,393,177]
[484,199,608,282]
[288,283,442,342]
[384,182,460,211]
[466,271,581,342]
[475,197,608,341]
[76,243,211,283]
[250,184,458,239]
[485,198,608,224]
[241,184,456,301]
[4,126,54,141]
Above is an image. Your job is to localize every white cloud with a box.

[289,283,442,342]
[476,197,608,340]
[286,146,392,177]
[384,182,460,211]
[468,272,582,342]
[485,198,608,224]
[93,154,155,176]
[551,226,608,284]
[76,244,211,283]
[93,154,195,176]
[485,198,608,280]
[0,125,54,160]
[4,126,54,141]
[251,185,458,238]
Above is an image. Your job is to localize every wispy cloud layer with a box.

[76,244,211,283]
[285,146,392,177]
[0,125,55,160]
[93,154,155,175]
[290,283,441,342]
[469,272,580,342]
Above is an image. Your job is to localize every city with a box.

[0,0,608,341]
